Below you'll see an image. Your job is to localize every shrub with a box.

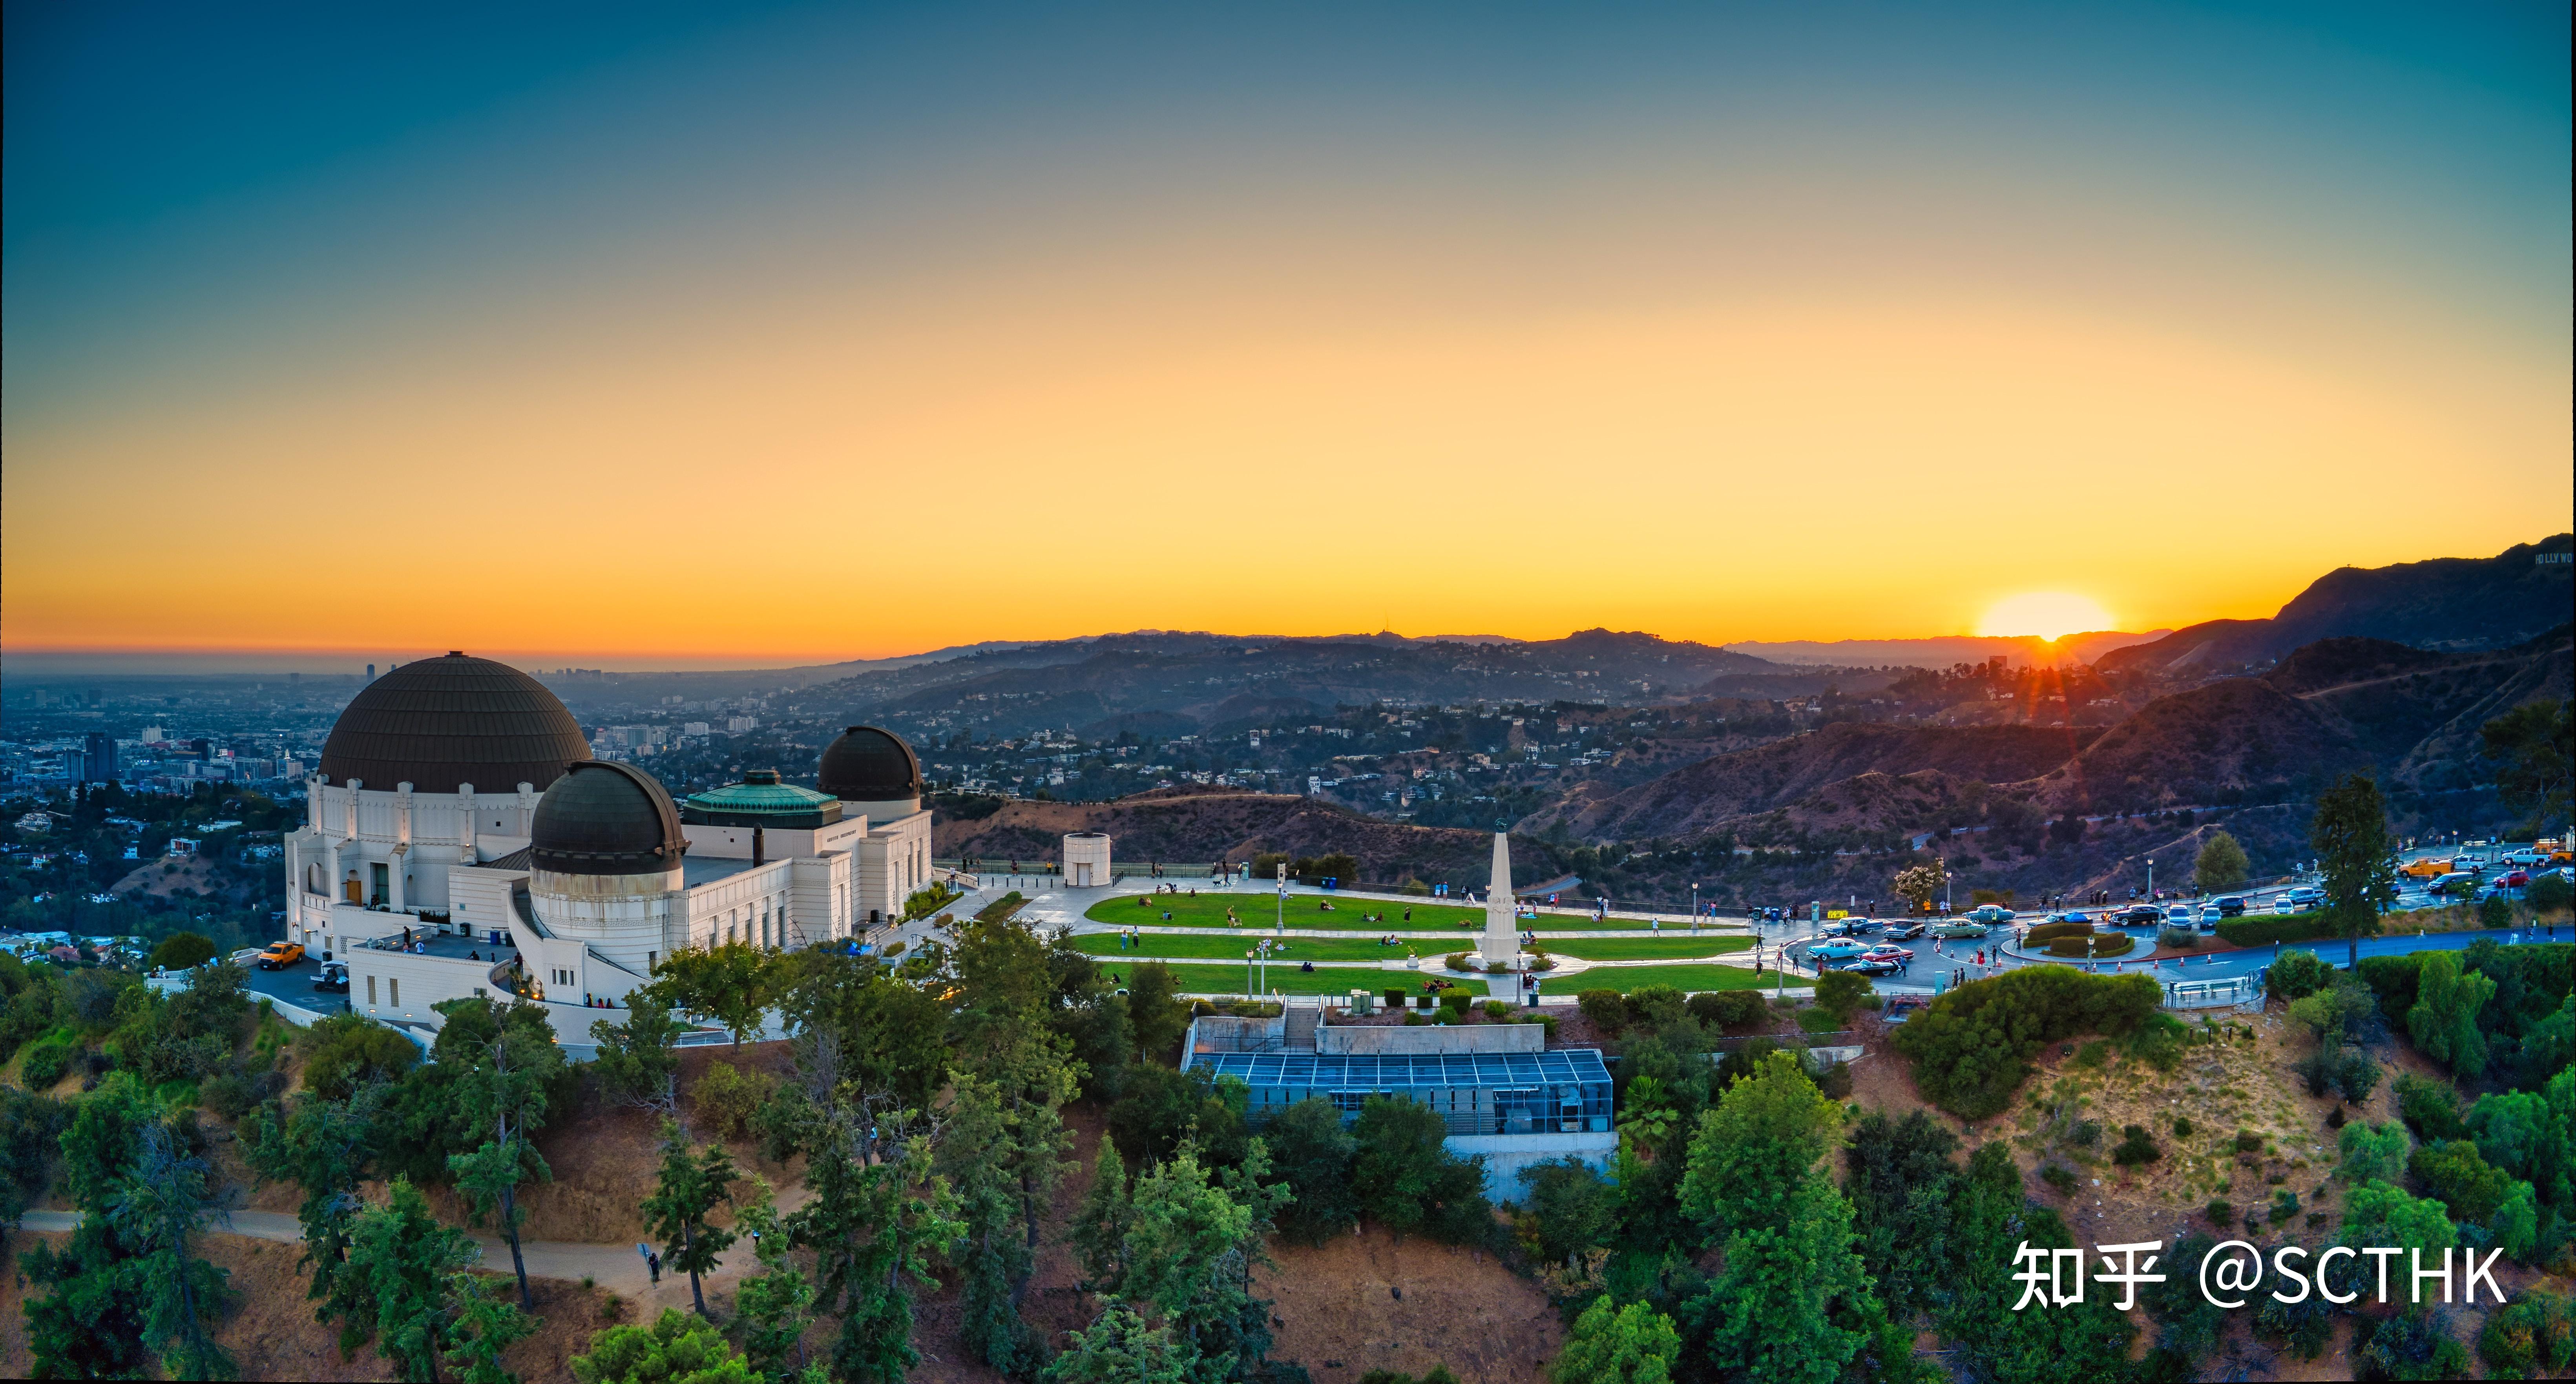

[2111,1124,2161,1165]
[2216,915,2331,947]
[2156,926,2200,952]
[2264,949,2334,1000]
[1625,985,1685,1029]
[2394,1072,2465,1141]
[2025,920,2093,945]
[1385,988,1408,1007]
[2479,894,2515,929]
[690,1061,774,1142]
[1815,1062,1853,1099]
[18,1039,73,1090]
[2479,1287,2573,1378]
[1444,952,1473,972]
[2325,1105,2346,1129]
[2072,1040,2111,1069]
[1438,990,1473,1015]
[1481,1001,1511,1021]
[199,1070,257,1120]
[1813,969,1872,1021]
[2333,1048,2381,1103]
[298,1012,419,1100]
[1796,1007,1844,1034]
[1484,961,1508,974]
[2172,1117,2194,1138]
[1576,990,1625,1032]
[2235,1130,2265,1153]
[2040,1164,2078,1194]
[2270,1189,2300,1221]
[2205,1199,2233,1225]
[147,932,219,972]
[2526,872,2573,914]
[1887,968,2162,1119]
[1688,990,1767,1032]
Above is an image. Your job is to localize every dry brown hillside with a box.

[933,788,1540,883]
[1523,723,2096,843]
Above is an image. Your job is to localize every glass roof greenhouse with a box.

[1190,1048,1614,1136]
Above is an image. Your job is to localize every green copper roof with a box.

[682,769,845,828]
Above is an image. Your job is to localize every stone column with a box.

[1479,831,1518,965]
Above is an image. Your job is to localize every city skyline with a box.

[6,2,2568,665]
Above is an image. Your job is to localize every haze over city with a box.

[6,2,2570,671]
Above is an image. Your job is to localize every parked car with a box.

[2428,872,2477,895]
[2163,904,2195,926]
[1809,938,1869,960]
[2498,869,2531,888]
[2287,886,2325,909]
[1839,957,1904,976]
[2501,848,2545,866]
[2049,910,2097,927]
[1965,904,2017,924]
[1861,945,1915,962]
[2213,896,2248,917]
[256,941,305,970]
[2399,857,2452,879]
[1930,921,1989,939]
[312,961,349,994]
[2121,905,2162,925]
[1884,922,1927,940]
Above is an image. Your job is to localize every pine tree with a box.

[2312,773,2397,969]
[245,1084,383,1327]
[442,1269,538,1384]
[732,1191,823,1384]
[108,1121,239,1380]
[641,1117,741,1317]
[344,1178,483,1383]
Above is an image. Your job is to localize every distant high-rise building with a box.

[82,732,117,782]
[62,749,88,782]
[366,664,376,680]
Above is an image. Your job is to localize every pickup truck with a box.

[256,941,305,970]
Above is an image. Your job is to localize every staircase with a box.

[1283,997,1320,1051]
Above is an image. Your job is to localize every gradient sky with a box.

[5,1,2569,669]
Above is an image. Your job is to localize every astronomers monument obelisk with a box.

[1479,831,1518,966]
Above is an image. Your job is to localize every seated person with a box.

[1300,961,1315,972]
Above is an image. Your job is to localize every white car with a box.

[2501,849,2545,866]
[2163,904,2194,926]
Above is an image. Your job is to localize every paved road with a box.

[1784,924,2560,996]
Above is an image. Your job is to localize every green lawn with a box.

[1542,936,1754,961]
[1538,964,1781,996]
[1068,932,1753,964]
[1083,893,1745,933]
[1102,961,1419,997]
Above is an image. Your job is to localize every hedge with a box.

[2216,915,2334,947]
[2044,934,2135,959]
[2025,920,2094,945]
[1888,967,2163,1120]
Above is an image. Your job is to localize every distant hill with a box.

[823,628,1785,738]
[2100,534,2574,675]
[932,788,1552,886]
[1524,723,2100,842]
[1727,630,2170,669]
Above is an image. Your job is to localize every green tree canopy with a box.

[2194,831,2251,893]
[1680,1049,1841,1244]
[571,1307,760,1384]
[1550,1295,1680,1384]
[651,942,776,1049]
[2311,773,2397,968]
[2407,952,2497,1079]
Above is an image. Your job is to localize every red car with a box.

[2499,870,2531,888]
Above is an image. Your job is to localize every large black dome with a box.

[817,725,921,802]
[530,761,686,875]
[318,653,591,795]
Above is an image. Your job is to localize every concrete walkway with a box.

[15,1208,739,1302]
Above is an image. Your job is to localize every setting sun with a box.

[1977,592,2116,642]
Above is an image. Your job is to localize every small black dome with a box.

[319,653,591,794]
[530,761,686,875]
[818,725,922,802]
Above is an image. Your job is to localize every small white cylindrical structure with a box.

[1063,832,1112,888]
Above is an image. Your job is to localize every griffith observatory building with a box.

[282,653,931,1038]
